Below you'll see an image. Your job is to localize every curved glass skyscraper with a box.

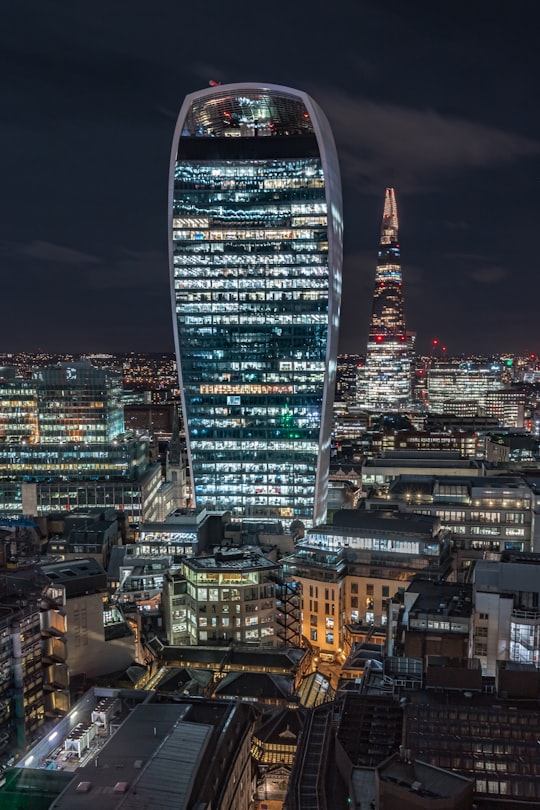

[169,83,342,524]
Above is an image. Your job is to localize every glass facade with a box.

[170,84,342,524]
[0,439,147,481]
[427,360,504,412]
[0,368,38,442]
[358,188,413,410]
[0,363,124,445]
[33,363,124,443]
[0,363,145,484]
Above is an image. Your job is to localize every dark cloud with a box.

[317,93,540,192]
[442,220,470,231]
[469,266,508,284]
[17,241,99,265]
[86,250,168,291]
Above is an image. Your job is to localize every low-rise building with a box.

[283,512,451,659]
[46,509,121,568]
[367,474,536,571]
[181,548,282,647]
[472,553,540,676]
[41,558,135,679]
[401,579,473,663]
[19,692,255,810]
[362,452,484,491]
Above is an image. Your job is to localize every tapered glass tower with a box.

[170,84,342,524]
[358,188,413,410]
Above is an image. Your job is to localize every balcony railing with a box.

[512,608,540,621]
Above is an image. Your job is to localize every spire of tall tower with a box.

[371,189,405,336]
[381,187,398,244]
[357,188,414,411]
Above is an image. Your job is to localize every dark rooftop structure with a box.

[153,666,213,697]
[212,671,294,703]
[183,548,278,572]
[331,509,442,538]
[388,473,532,503]
[336,693,403,768]
[404,690,540,805]
[405,579,473,622]
[425,657,482,692]
[377,753,474,809]
[146,640,309,683]
[51,699,254,810]
[495,660,540,700]
[41,557,108,597]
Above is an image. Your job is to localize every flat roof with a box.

[184,552,277,571]
[389,474,531,497]
[53,704,212,810]
[328,510,440,538]
[42,557,106,579]
[152,642,306,671]
[378,754,472,798]
[474,558,540,594]
[407,580,472,619]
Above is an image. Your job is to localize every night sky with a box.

[3,0,539,356]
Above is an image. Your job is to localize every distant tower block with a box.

[358,188,414,411]
[169,83,343,524]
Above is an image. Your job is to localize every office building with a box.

[0,363,143,481]
[400,579,473,661]
[483,389,527,428]
[362,451,484,491]
[282,511,450,658]
[0,363,166,522]
[0,600,47,753]
[180,547,282,646]
[367,474,536,570]
[170,83,343,524]
[357,188,414,411]
[402,690,540,804]
[12,462,164,523]
[427,359,504,413]
[46,509,121,568]
[41,558,135,680]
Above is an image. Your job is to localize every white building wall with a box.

[473,592,513,677]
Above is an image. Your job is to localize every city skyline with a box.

[2,2,540,356]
